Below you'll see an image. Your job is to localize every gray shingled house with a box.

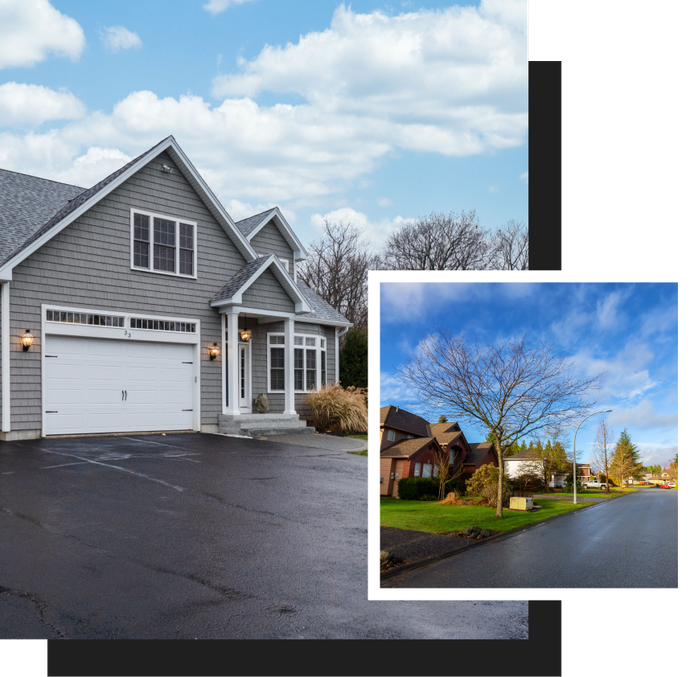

[0,136,351,441]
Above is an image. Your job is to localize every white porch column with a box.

[1,282,10,433]
[284,317,296,415]
[227,310,241,415]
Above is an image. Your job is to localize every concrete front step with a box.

[242,426,316,436]
[218,413,312,436]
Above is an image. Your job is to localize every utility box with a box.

[510,497,534,511]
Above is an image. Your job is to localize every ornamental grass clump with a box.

[306,382,368,434]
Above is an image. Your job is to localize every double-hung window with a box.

[294,335,318,392]
[131,209,197,278]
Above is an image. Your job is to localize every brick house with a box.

[380,405,497,497]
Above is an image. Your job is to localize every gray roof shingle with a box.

[295,281,350,324]
[235,208,275,237]
[211,256,271,303]
[0,136,172,268]
[0,170,85,265]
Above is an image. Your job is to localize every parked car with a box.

[668,482,676,488]
[583,480,608,490]
[660,484,670,489]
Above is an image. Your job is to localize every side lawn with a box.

[381,498,589,535]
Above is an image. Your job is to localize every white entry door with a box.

[44,335,195,435]
[238,342,251,411]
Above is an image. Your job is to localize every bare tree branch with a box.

[393,329,604,516]
[490,219,529,270]
[382,211,491,270]
[297,219,375,332]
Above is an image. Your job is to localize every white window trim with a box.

[293,333,318,393]
[266,331,330,394]
[130,208,198,279]
[278,257,290,273]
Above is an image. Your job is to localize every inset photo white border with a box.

[368,270,682,606]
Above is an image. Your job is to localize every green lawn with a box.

[381,498,589,534]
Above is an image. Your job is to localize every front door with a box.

[238,342,251,411]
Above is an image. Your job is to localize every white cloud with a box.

[225,198,295,225]
[0,83,86,126]
[520,171,528,183]
[608,401,677,432]
[380,371,412,406]
[310,207,415,249]
[377,197,392,207]
[0,3,526,213]
[595,288,633,330]
[0,0,85,68]
[213,2,527,156]
[203,0,257,15]
[54,147,132,188]
[101,26,143,53]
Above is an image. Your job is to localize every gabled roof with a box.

[429,422,461,436]
[434,431,464,447]
[210,254,312,314]
[0,135,256,276]
[466,442,498,465]
[380,406,430,438]
[294,281,351,326]
[502,449,543,461]
[236,207,308,261]
[0,170,85,265]
[380,437,440,458]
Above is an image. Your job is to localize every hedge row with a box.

[397,476,466,500]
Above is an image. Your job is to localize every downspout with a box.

[1,281,10,434]
[335,326,350,383]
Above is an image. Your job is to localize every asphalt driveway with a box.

[0,433,527,639]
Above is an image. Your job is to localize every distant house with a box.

[379,405,497,497]
[504,449,574,488]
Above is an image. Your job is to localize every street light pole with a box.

[573,409,612,504]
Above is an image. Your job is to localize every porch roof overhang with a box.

[210,254,312,314]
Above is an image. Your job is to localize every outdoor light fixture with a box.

[209,343,220,360]
[239,329,252,342]
[20,330,34,351]
[161,164,174,173]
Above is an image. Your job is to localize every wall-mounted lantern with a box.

[239,329,252,342]
[21,330,34,352]
[209,343,220,360]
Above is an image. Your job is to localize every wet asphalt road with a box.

[0,433,527,639]
[382,489,678,588]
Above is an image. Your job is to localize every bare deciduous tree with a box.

[490,219,529,270]
[591,416,614,494]
[382,211,491,270]
[298,220,374,332]
[394,330,604,517]
[434,445,464,500]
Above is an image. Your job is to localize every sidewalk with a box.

[254,432,368,452]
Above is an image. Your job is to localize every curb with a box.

[380,492,635,582]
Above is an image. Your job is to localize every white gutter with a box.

[1,281,10,433]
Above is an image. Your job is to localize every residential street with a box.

[0,433,527,639]
[382,489,678,588]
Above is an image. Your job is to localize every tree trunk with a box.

[495,443,504,518]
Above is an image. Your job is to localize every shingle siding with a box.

[250,220,294,264]
[7,151,244,431]
[1,145,348,438]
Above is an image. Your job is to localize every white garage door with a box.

[44,335,195,435]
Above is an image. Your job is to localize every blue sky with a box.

[380,283,679,469]
[0,0,527,251]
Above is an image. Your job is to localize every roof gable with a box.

[0,136,256,277]
[236,207,307,261]
[210,254,311,313]
[380,405,430,437]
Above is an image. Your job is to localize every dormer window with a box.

[131,209,197,278]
